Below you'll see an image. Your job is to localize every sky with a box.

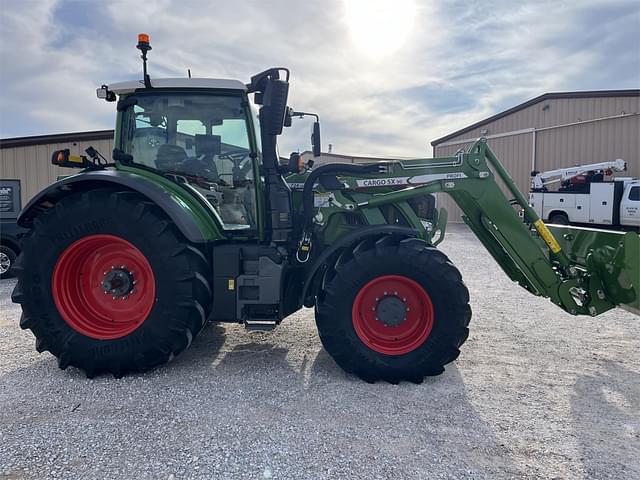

[0,0,638,158]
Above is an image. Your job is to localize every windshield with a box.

[120,92,257,231]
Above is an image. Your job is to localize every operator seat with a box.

[131,127,166,167]
[156,144,187,171]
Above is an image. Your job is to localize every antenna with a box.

[136,33,152,88]
[188,68,192,78]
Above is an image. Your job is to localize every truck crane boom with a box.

[531,158,627,190]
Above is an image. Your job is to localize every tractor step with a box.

[244,320,277,331]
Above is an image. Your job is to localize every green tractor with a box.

[12,36,639,382]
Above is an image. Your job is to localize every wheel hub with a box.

[375,295,407,327]
[101,267,135,298]
[51,234,156,340]
[352,275,434,356]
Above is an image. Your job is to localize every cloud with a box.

[0,0,637,158]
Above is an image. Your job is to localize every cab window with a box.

[121,93,257,231]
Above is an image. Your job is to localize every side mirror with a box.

[311,121,321,157]
[261,79,289,135]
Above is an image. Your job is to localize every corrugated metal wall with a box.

[0,138,114,207]
[433,96,640,222]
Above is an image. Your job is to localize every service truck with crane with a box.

[11,35,640,383]
[530,159,640,228]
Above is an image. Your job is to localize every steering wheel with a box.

[179,157,224,183]
[218,152,253,181]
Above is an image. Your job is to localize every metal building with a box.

[0,130,114,207]
[431,90,640,222]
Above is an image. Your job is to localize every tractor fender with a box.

[300,225,419,307]
[18,170,214,243]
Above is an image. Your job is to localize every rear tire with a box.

[11,189,212,377]
[0,245,17,279]
[315,235,471,383]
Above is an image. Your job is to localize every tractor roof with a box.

[109,78,247,95]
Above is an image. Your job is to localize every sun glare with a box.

[344,0,417,57]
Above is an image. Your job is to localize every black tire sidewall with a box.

[549,214,569,225]
[330,253,464,364]
[20,192,198,368]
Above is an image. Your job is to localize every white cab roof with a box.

[109,77,246,94]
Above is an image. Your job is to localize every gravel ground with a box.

[0,225,638,480]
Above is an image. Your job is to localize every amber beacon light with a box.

[136,33,152,88]
[137,33,151,49]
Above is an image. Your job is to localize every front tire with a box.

[11,189,212,377]
[315,235,471,383]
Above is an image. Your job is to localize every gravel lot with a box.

[1,225,638,479]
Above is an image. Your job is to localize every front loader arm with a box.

[326,139,638,317]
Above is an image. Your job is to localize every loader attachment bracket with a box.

[549,225,639,315]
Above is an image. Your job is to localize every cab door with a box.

[621,184,640,227]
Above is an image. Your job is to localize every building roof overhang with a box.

[431,89,640,147]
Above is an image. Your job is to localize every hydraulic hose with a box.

[295,162,387,263]
[302,162,386,226]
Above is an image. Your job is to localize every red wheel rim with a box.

[352,275,434,355]
[52,234,156,340]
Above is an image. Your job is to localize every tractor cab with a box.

[93,34,317,244]
[109,79,260,232]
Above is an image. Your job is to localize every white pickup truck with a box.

[529,159,639,229]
